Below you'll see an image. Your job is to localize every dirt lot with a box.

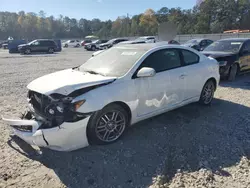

[0,48,250,188]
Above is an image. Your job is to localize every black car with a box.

[183,38,213,51]
[18,39,58,54]
[202,38,250,81]
[99,38,128,50]
[84,39,108,51]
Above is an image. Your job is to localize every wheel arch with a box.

[206,77,217,91]
[104,101,132,124]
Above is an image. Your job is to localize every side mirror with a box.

[137,67,156,78]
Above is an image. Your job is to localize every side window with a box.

[41,41,49,46]
[139,49,181,73]
[241,41,250,53]
[182,50,199,65]
[33,41,40,46]
[200,40,207,47]
[70,40,75,43]
[207,40,213,46]
[50,41,56,46]
[76,40,79,42]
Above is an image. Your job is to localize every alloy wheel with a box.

[95,110,126,142]
[202,82,214,104]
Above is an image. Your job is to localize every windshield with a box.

[105,39,116,44]
[79,46,146,77]
[92,40,99,44]
[204,41,243,52]
[28,40,36,45]
[185,39,200,44]
[135,37,147,41]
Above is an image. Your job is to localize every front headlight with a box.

[218,61,227,66]
[74,100,86,111]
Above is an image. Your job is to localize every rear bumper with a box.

[2,115,90,151]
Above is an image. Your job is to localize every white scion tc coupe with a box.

[3,43,220,151]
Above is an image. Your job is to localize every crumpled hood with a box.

[27,69,116,96]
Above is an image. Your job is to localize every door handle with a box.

[179,74,187,79]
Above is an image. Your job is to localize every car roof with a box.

[218,38,250,42]
[116,42,188,51]
[36,39,54,41]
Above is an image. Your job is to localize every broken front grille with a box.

[28,90,52,118]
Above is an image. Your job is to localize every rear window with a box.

[182,50,199,65]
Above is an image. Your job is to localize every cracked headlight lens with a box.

[74,100,86,111]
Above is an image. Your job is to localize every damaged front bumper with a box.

[3,113,91,152]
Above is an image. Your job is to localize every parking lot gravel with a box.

[0,48,250,188]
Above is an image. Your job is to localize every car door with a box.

[40,41,48,52]
[239,40,250,72]
[31,41,41,52]
[69,40,75,47]
[133,48,185,117]
[180,49,205,101]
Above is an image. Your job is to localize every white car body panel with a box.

[3,44,220,151]
[3,117,90,151]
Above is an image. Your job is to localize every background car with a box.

[84,39,108,51]
[168,40,180,44]
[3,43,219,151]
[183,38,213,51]
[81,39,93,46]
[202,38,250,81]
[18,39,58,54]
[63,40,81,48]
[134,36,156,43]
[0,41,8,49]
[99,38,128,49]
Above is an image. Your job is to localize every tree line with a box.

[0,0,250,40]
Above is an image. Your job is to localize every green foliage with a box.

[0,0,250,40]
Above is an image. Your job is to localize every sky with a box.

[0,0,196,20]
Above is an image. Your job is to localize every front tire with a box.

[91,45,96,51]
[87,104,129,145]
[199,80,215,105]
[228,64,238,81]
[24,48,31,54]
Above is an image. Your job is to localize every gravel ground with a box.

[0,48,250,188]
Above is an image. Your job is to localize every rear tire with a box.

[87,104,129,145]
[48,48,54,54]
[76,44,80,47]
[65,44,68,48]
[228,64,238,81]
[199,80,215,105]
